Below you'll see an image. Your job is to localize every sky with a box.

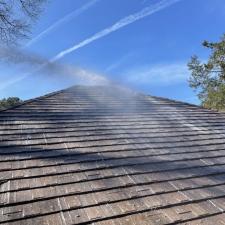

[0,0,225,104]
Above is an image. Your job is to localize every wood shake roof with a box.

[1,85,225,224]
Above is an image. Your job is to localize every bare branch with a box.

[0,0,46,46]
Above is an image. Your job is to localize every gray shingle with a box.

[1,85,225,224]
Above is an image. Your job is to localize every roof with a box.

[1,85,225,224]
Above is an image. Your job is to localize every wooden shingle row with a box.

[1,86,225,224]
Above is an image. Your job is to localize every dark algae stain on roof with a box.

[1,85,225,224]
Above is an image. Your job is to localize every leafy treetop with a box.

[188,34,225,111]
[0,97,23,110]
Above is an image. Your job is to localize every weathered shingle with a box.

[1,85,225,224]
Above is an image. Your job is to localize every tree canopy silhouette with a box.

[0,0,46,46]
[188,34,225,111]
[0,97,23,110]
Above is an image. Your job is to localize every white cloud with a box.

[51,0,182,62]
[124,63,189,85]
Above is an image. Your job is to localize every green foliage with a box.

[188,34,225,110]
[0,97,23,110]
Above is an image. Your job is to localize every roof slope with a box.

[1,85,225,224]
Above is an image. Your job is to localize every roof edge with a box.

[147,94,222,113]
[0,88,66,113]
[0,85,223,115]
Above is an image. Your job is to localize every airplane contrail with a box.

[25,0,100,48]
[0,0,182,91]
[51,0,182,62]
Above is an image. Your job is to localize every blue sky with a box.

[0,0,225,104]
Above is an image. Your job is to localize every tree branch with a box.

[0,0,46,46]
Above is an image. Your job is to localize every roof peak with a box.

[0,85,210,113]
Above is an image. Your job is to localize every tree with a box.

[0,97,23,110]
[188,34,225,111]
[0,0,46,46]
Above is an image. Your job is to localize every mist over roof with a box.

[0,85,225,224]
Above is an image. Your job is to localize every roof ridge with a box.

[0,87,69,113]
[149,94,201,107]
[0,84,116,113]
[146,94,220,112]
[0,84,125,113]
[1,84,224,115]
